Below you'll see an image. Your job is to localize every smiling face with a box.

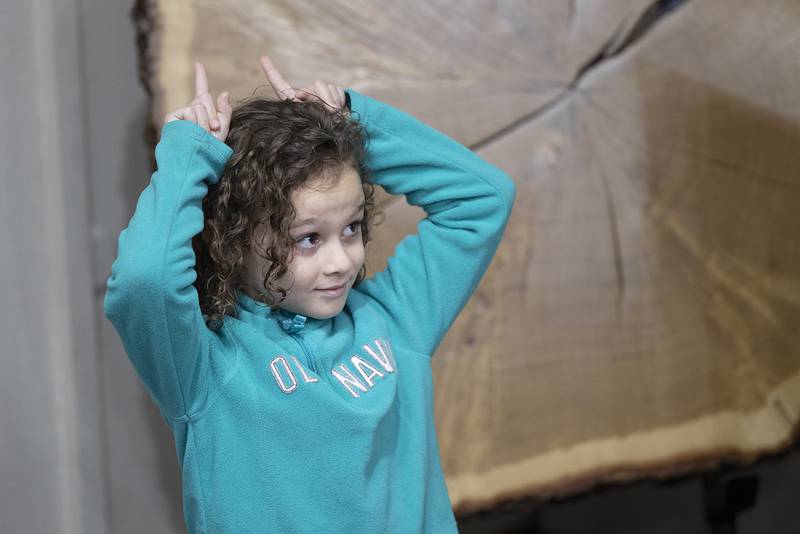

[244,164,366,320]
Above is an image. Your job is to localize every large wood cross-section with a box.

[134,0,800,514]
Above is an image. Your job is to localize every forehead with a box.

[291,166,364,225]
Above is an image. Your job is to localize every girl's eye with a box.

[296,234,319,249]
[344,220,363,236]
[295,221,362,250]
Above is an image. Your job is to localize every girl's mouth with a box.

[316,283,346,297]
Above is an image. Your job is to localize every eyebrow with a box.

[292,202,365,229]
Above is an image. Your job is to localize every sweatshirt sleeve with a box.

[103,120,233,420]
[347,89,516,357]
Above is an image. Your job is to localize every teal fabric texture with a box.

[104,89,516,533]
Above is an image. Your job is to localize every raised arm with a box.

[347,90,517,356]
[103,64,234,419]
[257,54,516,356]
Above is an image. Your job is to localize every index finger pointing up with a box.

[259,55,296,101]
[195,62,209,96]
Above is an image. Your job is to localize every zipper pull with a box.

[278,314,307,334]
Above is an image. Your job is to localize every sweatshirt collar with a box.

[234,290,319,334]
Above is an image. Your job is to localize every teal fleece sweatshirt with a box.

[104,89,516,533]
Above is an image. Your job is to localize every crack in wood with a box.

[574,0,689,81]
[470,0,689,153]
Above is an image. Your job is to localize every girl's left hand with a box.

[258,55,347,113]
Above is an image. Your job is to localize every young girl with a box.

[104,55,516,533]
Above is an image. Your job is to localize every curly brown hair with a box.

[193,95,377,330]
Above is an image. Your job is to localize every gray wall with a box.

[1,0,181,532]
[2,0,105,532]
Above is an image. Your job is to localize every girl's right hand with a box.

[164,62,232,143]
[258,54,347,114]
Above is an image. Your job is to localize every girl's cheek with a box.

[353,244,366,268]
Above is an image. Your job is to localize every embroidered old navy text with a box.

[268,338,397,397]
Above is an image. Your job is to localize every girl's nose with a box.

[323,240,355,275]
